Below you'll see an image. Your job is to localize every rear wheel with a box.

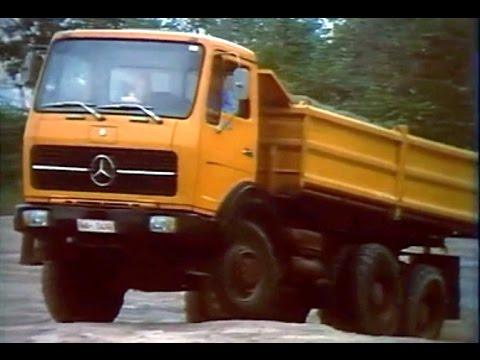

[402,265,446,339]
[318,245,358,332]
[215,220,308,322]
[351,244,401,335]
[42,260,125,322]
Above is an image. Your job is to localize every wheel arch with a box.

[216,181,289,257]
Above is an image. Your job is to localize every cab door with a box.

[195,53,258,212]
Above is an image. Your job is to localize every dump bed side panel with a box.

[257,107,304,193]
[300,105,478,225]
[302,108,401,206]
[402,135,477,223]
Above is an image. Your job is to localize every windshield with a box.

[35,39,204,119]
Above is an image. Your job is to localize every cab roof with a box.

[52,29,257,62]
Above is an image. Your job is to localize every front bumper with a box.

[14,203,218,244]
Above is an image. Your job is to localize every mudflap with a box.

[185,271,213,291]
[403,252,461,320]
[19,234,44,266]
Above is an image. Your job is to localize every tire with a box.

[402,265,446,339]
[351,244,401,335]
[184,290,232,323]
[318,245,358,332]
[215,220,308,322]
[42,260,125,322]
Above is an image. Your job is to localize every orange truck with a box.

[14,29,478,339]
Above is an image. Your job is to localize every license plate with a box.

[77,219,116,233]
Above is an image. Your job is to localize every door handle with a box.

[242,148,254,157]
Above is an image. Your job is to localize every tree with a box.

[304,18,477,149]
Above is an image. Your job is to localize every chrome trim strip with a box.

[116,169,176,176]
[32,165,176,176]
[32,165,89,172]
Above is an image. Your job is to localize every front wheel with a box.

[215,220,308,322]
[42,260,125,322]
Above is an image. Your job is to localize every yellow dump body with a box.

[257,71,478,227]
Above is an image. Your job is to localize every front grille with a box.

[31,145,178,196]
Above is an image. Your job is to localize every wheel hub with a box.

[418,302,430,327]
[371,281,385,307]
[231,247,262,298]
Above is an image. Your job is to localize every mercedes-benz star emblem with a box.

[90,154,116,187]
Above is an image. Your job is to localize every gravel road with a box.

[0,216,477,343]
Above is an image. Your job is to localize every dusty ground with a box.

[0,216,477,343]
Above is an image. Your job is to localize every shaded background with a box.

[0,18,478,215]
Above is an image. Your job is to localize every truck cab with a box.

[21,29,259,214]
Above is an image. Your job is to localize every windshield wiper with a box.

[97,103,163,124]
[41,101,105,121]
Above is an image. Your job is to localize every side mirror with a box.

[20,48,45,88]
[233,67,249,101]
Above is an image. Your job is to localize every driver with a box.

[120,71,149,104]
[221,74,238,115]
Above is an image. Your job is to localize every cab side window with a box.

[206,55,250,125]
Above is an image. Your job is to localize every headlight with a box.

[23,210,49,227]
[149,216,177,233]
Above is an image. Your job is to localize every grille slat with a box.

[31,145,178,196]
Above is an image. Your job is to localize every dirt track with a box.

[0,216,477,343]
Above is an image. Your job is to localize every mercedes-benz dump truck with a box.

[14,29,478,339]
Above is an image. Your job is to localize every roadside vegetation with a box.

[0,106,24,214]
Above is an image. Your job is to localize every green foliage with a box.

[307,18,477,149]
[0,106,26,214]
